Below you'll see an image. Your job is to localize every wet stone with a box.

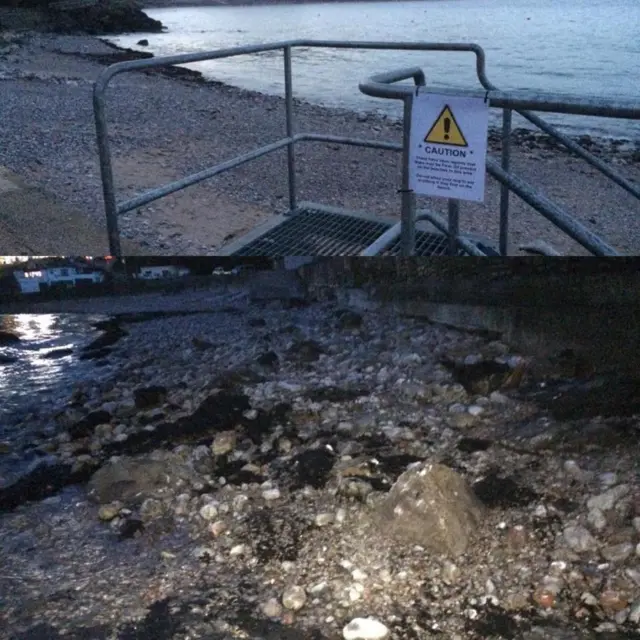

[282,584,306,610]
[98,502,122,522]
[261,597,283,618]
[587,508,607,532]
[133,385,168,410]
[587,484,630,512]
[211,430,237,456]
[601,542,635,563]
[139,497,164,521]
[563,524,598,553]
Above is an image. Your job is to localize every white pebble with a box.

[352,569,368,581]
[229,544,247,557]
[262,488,281,501]
[342,617,390,640]
[587,508,607,532]
[199,503,218,521]
[282,585,306,610]
[599,472,618,487]
[315,512,334,527]
[467,405,484,416]
[309,581,329,595]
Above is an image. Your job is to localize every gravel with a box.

[1,287,640,639]
[1,31,639,255]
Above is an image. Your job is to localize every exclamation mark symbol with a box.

[444,117,451,141]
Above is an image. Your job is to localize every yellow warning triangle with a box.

[424,105,468,147]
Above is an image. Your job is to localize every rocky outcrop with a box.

[47,2,164,36]
[0,1,164,35]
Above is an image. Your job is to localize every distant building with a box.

[13,265,105,294]
[136,265,191,280]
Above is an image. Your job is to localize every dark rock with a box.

[118,517,145,540]
[243,402,292,446]
[287,339,326,363]
[457,437,493,453]
[257,350,279,368]
[137,38,149,46]
[0,457,95,513]
[473,470,539,508]
[336,309,363,330]
[0,354,18,364]
[538,375,640,420]
[578,134,594,148]
[210,367,266,390]
[41,347,73,359]
[79,347,112,361]
[376,462,484,556]
[249,317,267,327]
[0,329,20,345]
[102,390,251,457]
[191,337,215,351]
[441,359,523,394]
[304,386,369,403]
[134,385,168,410]
[82,325,127,352]
[68,409,112,439]
[289,448,336,489]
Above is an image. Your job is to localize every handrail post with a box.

[448,199,460,255]
[283,45,297,212]
[400,94,416,255]
[499,108,512,256]
[92,83,121,256]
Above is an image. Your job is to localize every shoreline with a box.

[95,38,640,152]
[2,291,640,639]
[0,31,639,255]
[142,0,430,6]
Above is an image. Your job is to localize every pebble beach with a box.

[1,283,640,639]
[0,31,639,255]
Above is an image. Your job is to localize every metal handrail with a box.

[93,40,639,256]
[359,67,639,256]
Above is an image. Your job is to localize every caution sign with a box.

[409,93,489,202]
[424,105,468,147]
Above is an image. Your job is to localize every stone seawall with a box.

[298,258,640,374]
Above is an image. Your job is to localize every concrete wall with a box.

[298,258,640,375]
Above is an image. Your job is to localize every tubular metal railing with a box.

[92,40,640,256]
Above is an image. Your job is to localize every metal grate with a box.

[230,207,481,256]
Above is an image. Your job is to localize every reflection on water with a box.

[0,314,109,425]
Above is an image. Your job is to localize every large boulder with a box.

[375,462,484,557]
[87,456,170,506]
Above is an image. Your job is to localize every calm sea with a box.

[111,0,640,139]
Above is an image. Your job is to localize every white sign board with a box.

[409,93,489,202]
